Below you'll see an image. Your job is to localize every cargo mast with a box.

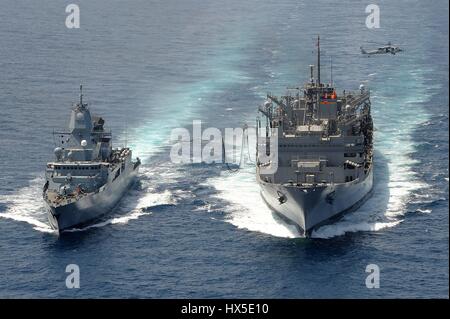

[317,35,321,86]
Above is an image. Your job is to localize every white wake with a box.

[0,176,55,234]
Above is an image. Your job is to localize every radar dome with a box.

[76,112,84,120]
[81,140,87,147]
[54,147,63,160]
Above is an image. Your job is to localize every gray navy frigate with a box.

[43,86,141,232]
[256,37,374,237]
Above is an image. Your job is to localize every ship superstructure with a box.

[257,37,373,236]
[43,86,140,232]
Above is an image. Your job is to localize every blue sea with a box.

[0,0,448,298]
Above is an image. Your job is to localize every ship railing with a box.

[291,155,327,161]
[53,129,112,136]
[344,91,370,107]
[47,191,88,206]
[284,181,329,188]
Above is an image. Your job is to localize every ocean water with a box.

[0,0,448,298]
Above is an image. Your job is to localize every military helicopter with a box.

[360,42,403,56]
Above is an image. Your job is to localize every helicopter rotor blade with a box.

[366,40,406,46]
[366,41,387,45]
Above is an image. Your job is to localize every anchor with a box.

[326,190,336,204]
[277,190,287,204]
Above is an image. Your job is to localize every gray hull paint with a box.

[258,166,373,236]
[46,165,139,232]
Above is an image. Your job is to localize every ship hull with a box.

[45,164,140,233]
[258,166,373,237]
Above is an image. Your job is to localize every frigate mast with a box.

[79,84,86,108]
[80,84,83,106]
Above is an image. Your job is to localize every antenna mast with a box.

[125,119,128,148]
[79,84,83,106]
[317,35,321,86]
[330,55,333,86]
